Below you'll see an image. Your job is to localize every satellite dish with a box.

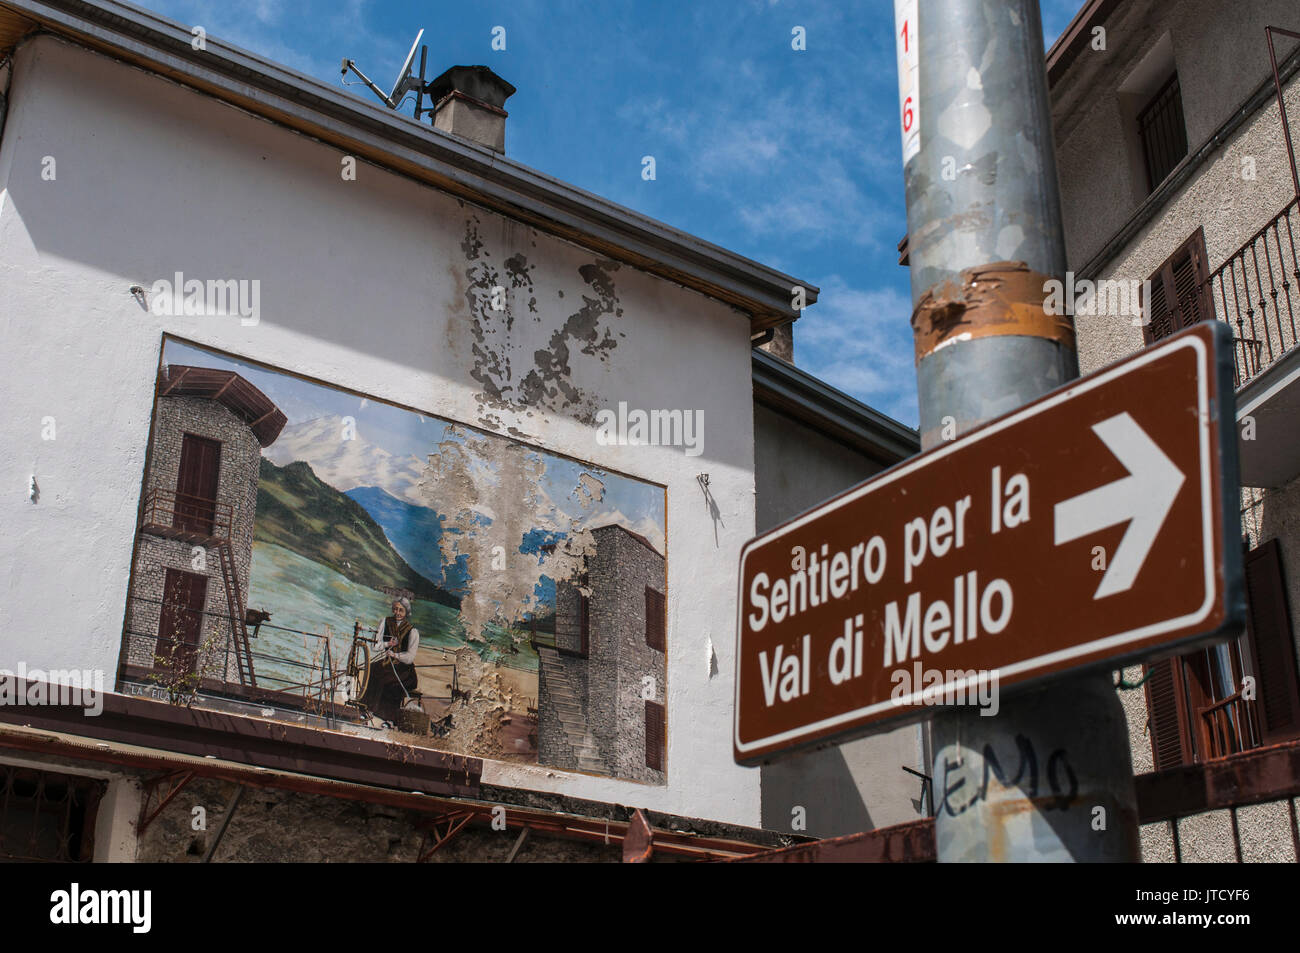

[390,29,425,105]
[341,28,430,117]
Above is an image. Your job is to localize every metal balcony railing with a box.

[1208,198,1300,387]
[1199,691,1264,760]
[140,486,233,542]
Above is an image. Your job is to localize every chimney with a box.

[427,65,516,153]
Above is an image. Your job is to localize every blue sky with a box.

[147,0,1083,427]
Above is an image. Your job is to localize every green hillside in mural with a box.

[254,457,460,608]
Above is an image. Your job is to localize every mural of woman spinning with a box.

[357,596,420,727]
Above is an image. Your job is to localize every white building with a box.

[0,0,920,861]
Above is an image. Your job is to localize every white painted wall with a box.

[0,36,762,826]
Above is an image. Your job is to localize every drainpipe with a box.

[898,0,1139,861]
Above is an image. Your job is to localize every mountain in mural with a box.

[263,415,428,503]
[344,485,470,597]
[254,457,460,608]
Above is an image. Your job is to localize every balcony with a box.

[1206,198,1300,488]
[140,487,233,544]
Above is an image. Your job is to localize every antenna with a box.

[390,29,425,106]
[341,29,429,117]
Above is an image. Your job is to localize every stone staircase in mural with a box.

[539,649,605,773]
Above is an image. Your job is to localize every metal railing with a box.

[141,486,233,541]
[0,766,104,863]
[1199,692,1264,760]
[1138,73,1189,192]
[122,594,458,725]
[1207,197,1300,386]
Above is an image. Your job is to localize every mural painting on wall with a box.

[120,336,668,783]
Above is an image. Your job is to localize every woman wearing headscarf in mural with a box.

[358,596,420,728]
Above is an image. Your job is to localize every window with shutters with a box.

[644,699,665,771]
[1143,538,1300,767]
[644,586,666,652]
[1143,228,1213,346]
[1243,540,1300,745]
[1136,73,1188,192]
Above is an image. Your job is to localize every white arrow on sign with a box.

[1054,412,1185,599]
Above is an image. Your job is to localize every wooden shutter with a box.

[644,586,666,652]
[1144,657,1194,770]
[644,699,665,771]
[1242,539,1300,744]
[158,568,208,678]
[175,433,221,534]
[1144,228,1212,345]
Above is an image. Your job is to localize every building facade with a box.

[0,0,919,861]
[1047,0,1300,862]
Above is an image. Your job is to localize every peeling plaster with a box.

[459,216,624,430]
[421,424,603,644]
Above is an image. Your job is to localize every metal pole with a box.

[899,0,1139,861]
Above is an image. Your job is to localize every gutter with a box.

[0,0,817,330]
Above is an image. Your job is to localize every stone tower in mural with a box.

[537,524,667,783]
[123,363,285,691]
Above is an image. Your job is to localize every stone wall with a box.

[537,526,666,783]
[129,775,620,862]
[599,527,667,784]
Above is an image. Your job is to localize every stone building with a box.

[1045,0,1300,861]
[122,365,284,691]
[538,524,667,783]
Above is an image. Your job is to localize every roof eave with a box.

[752,349,920,466]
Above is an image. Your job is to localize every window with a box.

[1144,539,1300,768]
[1143,227,1212,345]
[644,699,666,771]
[0,765,104,862]
[644,586,666,652]
[1137,73,1188,191]
[578,590,590,657]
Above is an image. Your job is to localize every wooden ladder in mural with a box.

[214,541,256,687]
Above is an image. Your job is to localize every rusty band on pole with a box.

[910,261,1076,364]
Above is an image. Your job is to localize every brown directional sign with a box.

[734,321,1243,765]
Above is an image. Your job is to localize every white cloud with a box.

[586,510,665,555]
[264,415,428,503]
[794,275,919,426]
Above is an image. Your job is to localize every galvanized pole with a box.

[897,0,1139,861]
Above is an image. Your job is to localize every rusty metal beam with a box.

[728,818,937,863]
[201,784,244,863]
[1134,737,1300,823]
[0,722,772,861]
[416,810,474,862]
[0,677,480,797]
[137,769,194,836]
